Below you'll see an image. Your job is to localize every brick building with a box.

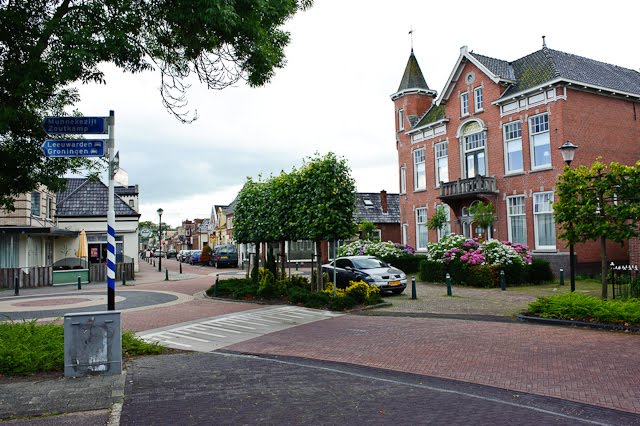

[392,43,640,271]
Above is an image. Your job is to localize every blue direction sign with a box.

[43,116,107,134]
[41,139,106,157]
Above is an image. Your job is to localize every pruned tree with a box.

[295,152,358,290]
[270,170,303,279]
[233,178,271,283]
[554,160,640,297]
[0,0,312,210]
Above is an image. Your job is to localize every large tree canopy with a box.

[0,0,312,210]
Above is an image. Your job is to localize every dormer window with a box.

[363,198,374,208]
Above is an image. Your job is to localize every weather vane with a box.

[409,27,414,51]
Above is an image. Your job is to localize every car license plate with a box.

[390,280,400,286]
[221,256,228,259]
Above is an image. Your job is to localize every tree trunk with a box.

[601,236,608,298]
[279,240,286,280]
[315,240,323,291]
[251,243,261,283]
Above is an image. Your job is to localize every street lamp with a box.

[558,141,578,292]
[157,208,163,272]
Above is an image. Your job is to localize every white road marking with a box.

[138,305,342,352]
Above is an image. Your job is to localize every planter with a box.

[52,269,89,286]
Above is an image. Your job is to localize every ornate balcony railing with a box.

[439,175,498,200]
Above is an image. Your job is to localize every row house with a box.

[392,42,640,271]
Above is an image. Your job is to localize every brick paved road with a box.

[227,315,640,415]
[119,352,640,425]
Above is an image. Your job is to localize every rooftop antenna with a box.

[409,27,414,52]
[542,35,547,48]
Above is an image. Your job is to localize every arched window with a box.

[461,122,486,178]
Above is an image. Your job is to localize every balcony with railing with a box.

[439,175,498,200]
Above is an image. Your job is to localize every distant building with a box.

[354,191,400,243]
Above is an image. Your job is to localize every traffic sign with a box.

[43,116,107,134]
[41,139,106,157]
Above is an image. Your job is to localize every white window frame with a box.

[463,132,487,178]
[460,92,469,116]
[402,223,409,246]
[398,109,405,131]
[45,196,52,219]
[31,192,41,217]
[504,121,524,174]
[474,87,483,112]
[415,207,428,250]
[529,113,551,170]
[413,148,426,191]
[434,141,449,187]
[506,195,526,245]
[533,191,556,250]
[400,166,407,194]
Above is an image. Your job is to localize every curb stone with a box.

[517,314,640,332]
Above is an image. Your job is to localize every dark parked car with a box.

[166,249,177,259]
[210,244,238,268]
[321,255,407,294]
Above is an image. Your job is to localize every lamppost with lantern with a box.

[157,208,163,272]
[558,141,578,292]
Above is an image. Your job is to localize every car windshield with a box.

[352,258,387,269]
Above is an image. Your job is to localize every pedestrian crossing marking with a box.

[138,306,342,352]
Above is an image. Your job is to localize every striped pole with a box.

[107,110,116,310]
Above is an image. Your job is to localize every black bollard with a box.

[559,268,564,286]
[153,259,156,267]
[500,270,506,291]
[14,276,19,296]
[77,275,82,290]
[122,270,126,286]
[165,268,169,281]
[446,273,452,296]
[214,273,219,297]
[411,276,417,300]
[179,260,182,274]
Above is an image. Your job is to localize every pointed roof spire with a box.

[396,50,430,92]
[542,35,547,48]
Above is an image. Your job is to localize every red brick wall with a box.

[378,223,401,244]
[629,237,640,266]
[394,56,639,266]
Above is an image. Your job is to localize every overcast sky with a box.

[74,0,640,228]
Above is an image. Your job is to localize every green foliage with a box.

[0,320,64,375]
[0,321,166,376]
[0,0,313,210]
[202,245,213,255]
[527,293,640,326]
[419,259,446,282]
[122,331,167,357]
[468,201,495,230]
[344,281,370,304]
[554,160,640,245]
[381,253,425,274]
[427,205,448,231]
[338,240,415,257]
[206,278,258,299]
[527,259,554,285]
[257,269,287,299]
[288,274,311,290]
[358,220,378,240]
[329,294,357,311]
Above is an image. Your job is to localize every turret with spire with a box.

[391,49,437,133]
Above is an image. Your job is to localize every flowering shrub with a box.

[426,234,532,267]
[337,240,415,258]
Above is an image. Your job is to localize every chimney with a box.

[380,190,388,213]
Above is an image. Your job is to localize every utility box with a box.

[64,311,122,378]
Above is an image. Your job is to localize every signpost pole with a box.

[107,111,116,311]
